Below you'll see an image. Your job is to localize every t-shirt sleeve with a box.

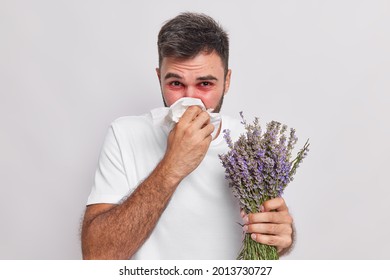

[87,123,130,205]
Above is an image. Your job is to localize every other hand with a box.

[242,197,294,254]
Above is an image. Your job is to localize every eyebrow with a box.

[164,73,218,81]
[196,75,218,81]
[164,73,183,80]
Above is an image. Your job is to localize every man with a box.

[81,12,293,260]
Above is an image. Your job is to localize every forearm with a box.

[82,107,213,259]
[82,160,181,259]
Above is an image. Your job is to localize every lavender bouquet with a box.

[219,112,309,260]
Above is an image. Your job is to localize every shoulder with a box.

[107,110,168,148]
[108,114,154,137]
[110,114,151,129]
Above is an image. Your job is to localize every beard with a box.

[211,90,225,113]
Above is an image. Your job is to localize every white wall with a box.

[1,0,389,259]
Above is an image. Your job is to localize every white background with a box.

[1,0,389,259]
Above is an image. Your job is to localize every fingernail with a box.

[243,215,249,224]
[259,205,265,212]
[240,210,245,218]
[243,225,248,232]
[251,233,256,241]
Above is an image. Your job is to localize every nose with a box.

[184,86,198,98]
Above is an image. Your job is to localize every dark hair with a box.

[157,12,229,76]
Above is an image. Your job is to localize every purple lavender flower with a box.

[219,112,310,260]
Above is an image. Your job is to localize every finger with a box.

[244,222,293,236]
[191,111,211,130]
[199,123,214,139]
[178,109,213,139]
[240,209,246,219]
[174,107,207,138]
[261,197,288,212]
[251,233,292,250]
[203,134,213,146]
[179,106,203,124]
[188,111,213,139]
[247,211,293,224]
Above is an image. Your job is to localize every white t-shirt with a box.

[87,107,245,259]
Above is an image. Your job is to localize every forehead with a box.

[160,51,225,76]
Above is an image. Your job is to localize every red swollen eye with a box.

[170,81,182,86]
[200,82,213,87]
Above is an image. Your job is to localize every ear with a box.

[156,68,161,84]
[224,69,232,95]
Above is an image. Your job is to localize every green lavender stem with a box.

[237,234,278,260]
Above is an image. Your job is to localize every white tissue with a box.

[164,97,221,139]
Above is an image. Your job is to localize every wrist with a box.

[155,157,184,187]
